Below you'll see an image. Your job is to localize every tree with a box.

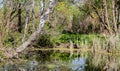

[17,0,22,33]
[0,0,58,58]
[116,0,120,27]
[16,0,58,53]
[112,0,117,34]
[77,0,119,34]
[102,0,112,34]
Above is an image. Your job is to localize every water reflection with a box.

[1,50,120,71]
[29,61,38,71]
[2,61,38,71]
[71,57,86,71]
[2,58,87,71]
[3,64,18,71]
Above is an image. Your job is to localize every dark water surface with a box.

[1,49,120,71]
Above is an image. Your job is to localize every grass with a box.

[51,33,120,51]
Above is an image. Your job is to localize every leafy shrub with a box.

[3,34,14,47]
[33,34,53,48]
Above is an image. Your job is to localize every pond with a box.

[0,48,120,71]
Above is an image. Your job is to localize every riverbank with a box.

[0,33,120,59]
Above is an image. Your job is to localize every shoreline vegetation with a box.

[0,34,120,60]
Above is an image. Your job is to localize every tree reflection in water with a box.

[1,50,120,71]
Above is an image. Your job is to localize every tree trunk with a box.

[16,0,58,53]
[40,0,45,15]
[32,0,35,30]
[0,33,2,48]
[103,0,111,34]
[22,10,29,42]
[118,9,120,23]
[18,2,22,33]
[117,0,120,23]
[112,0,117,34]
[92,6,107,27]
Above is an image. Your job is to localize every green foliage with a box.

[50,52,83,61]
[92,0,102,8]
[3,32,14,47]
[51,53,70,61]
[33,34,53,48]
[3,32,23,48]
[13,0,27,3]
[0,50,7,59]
[59,34,105,46]
[55,1,80,18]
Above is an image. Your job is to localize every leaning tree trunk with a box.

[22,10,29,42]
[40,0,45,16]
[16,0,58,53]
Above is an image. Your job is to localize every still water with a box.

[2,58,86,71]
[0,49,120,71]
